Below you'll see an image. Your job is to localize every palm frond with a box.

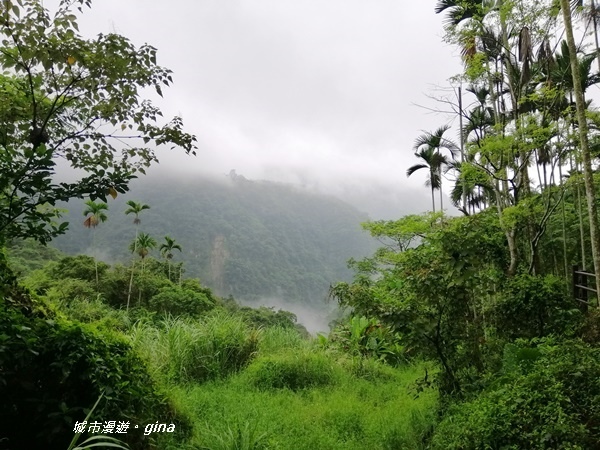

[406,163,428,178]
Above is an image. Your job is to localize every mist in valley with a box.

[236,296,339,335]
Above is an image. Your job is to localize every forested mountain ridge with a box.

[52,172,378,306]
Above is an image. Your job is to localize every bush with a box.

[336,355,397,382]
[257,326,307,355]
[148,285,215,317]
[131,313,259,383]
[100,264,171,308]
[51,254,109,282]
[245,350,338,390]
[492,274,582,340]
[57,296,132,332]
[327,316,406,366]
[46,278,98,303]
[0,301,181,450]
[430,339,600,449]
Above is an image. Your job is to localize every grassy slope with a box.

[131,321,438,450]
[170,363,436,450]
[5,243,437,449]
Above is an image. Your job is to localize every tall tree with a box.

[129,232,156,272]
[409,126,457,215]
[129,232,156,306]
[124,200,150,310]
[407,148,448,213]
[560,0,600,305]
[82,200,108,287]
[159,235,182,282]
[0,0,196,247]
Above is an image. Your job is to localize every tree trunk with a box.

[592,0,600,72]
[439,168,444,217]
[93,227,99,289]
[561,0,600,306]
[458,86,467,212]
[126,227,139,310]
[558,163,569,281]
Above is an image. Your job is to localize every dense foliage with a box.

[7,0,600,448]
[51,174,377,306]
[0,0,196,245]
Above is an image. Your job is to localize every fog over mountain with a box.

[52,172,382,331]
[51,0,465,221]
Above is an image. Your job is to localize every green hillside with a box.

[52,172,377,307]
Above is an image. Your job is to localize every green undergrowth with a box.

[124,314,438,449]
[129,312,260,384]
[168,356,437,449]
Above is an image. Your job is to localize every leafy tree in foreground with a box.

[0,0,196,245]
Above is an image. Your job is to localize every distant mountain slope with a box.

[52,173,377,306]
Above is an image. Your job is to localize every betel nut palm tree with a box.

[129,232,157,306]
[159,235,182,282]
[129,232,157,272]
[124,200,150,309]
[407,125,457,214]
[83,200,108,287]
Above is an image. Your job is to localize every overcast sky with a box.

[74,1,464,218]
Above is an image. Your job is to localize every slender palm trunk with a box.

[439,168,444,217]
[559,162,569,281]
[93,227,99,289]
[592,0,600,72]
[571,156,589,269]
[561,0,600,305]
[458,86,467,212]
[126,227,139,310]
[138,256,145,306]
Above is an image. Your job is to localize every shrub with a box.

[148,285,215,317]
[51,255,109,282]
[336,355,397,382]
[492,274,581,340]
[0,301,181,450]
[245,350,338,390]
[132,313,259,383]
[57,296,132,332]
[327,316,406,365]
[430,339,600,449]
[258,326,307,355]
[46,278,98,303]
[100,264,171,308]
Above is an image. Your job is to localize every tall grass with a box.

[169,358,438,450]
[257,326,308,355]
[130,312,260,383]
[245,349,339,390]
[200,421,269,450]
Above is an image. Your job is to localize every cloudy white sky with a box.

[74,1,464,218]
